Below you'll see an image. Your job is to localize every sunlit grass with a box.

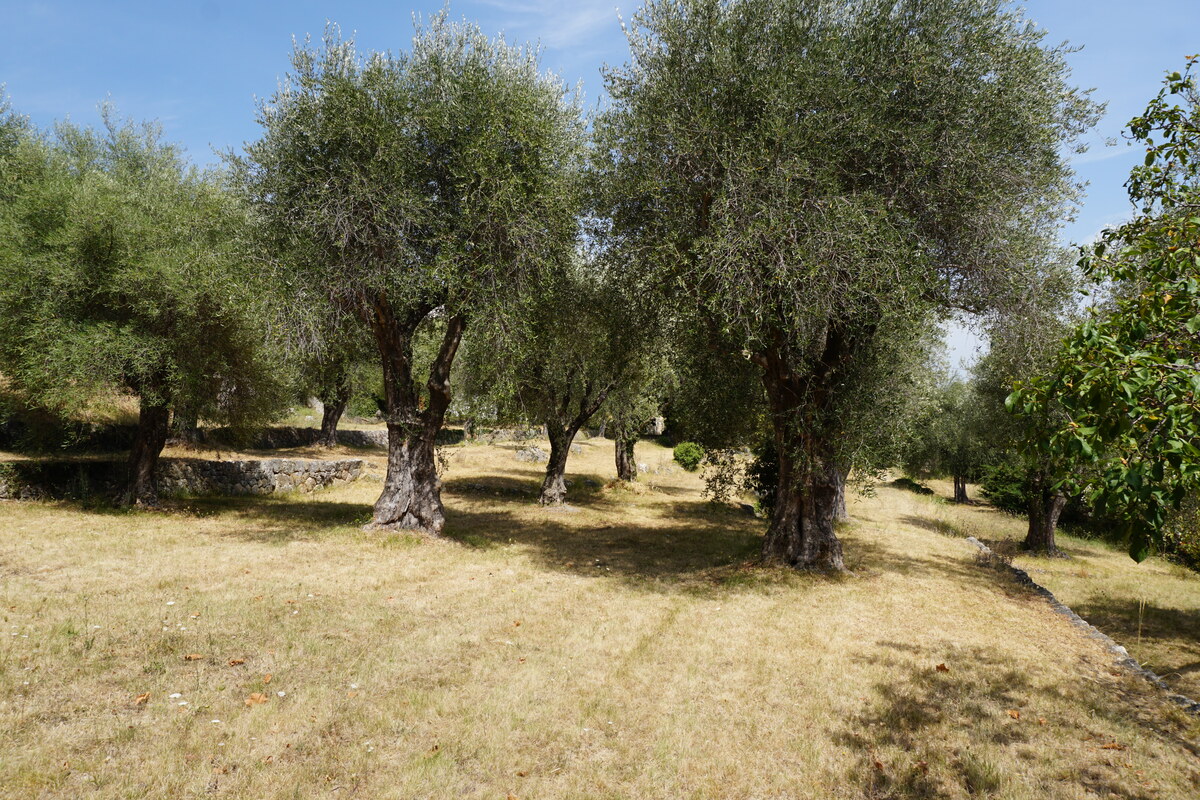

[1,441,1198,798]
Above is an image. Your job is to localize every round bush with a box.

[673,441,704,472]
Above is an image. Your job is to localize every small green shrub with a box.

[978,461,1027,514]
[743,439,778,515]
[673,441,704,472]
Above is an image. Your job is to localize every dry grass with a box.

[912,480,1200,706]
[2,439,1199,799]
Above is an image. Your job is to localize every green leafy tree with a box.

[974,250,1080,555]
[293,307,376,447]
[235,18,584,532]
[902,379,987,503]
[1011,59,1200,562]
[0,108,281,504]
[606,355,674,483]
[459,256,660,505]
[593,0,1098,569]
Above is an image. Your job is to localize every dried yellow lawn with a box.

[1,438,1198,799]
[917,481,1200,705]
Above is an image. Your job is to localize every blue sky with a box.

[3,0,1197,364]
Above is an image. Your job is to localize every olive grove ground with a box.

[1,437,1198,798]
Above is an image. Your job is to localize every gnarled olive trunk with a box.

[613,421,638,482]
[833,468,849,522]
[753,329,860,572]
[1024,474,1066,556]
[376,423,444,529]
[953,474,970,504]
[318,369,352,448]
[121,393,171,506]
[534,382,613,506]
[760,428,846,570]
[539,425,577,505]
[366,299,465,534]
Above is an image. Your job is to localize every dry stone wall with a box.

[157,458,365,496]
[0,458,365,500]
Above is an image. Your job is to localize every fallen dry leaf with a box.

[183,653,205,661]
[935,663,949,672]
[1038,717,1046,725]
[245,693,269,706]
[516,771,528,777]
[1007,709,1020,720]
[347,690,359,698]
[133,692,151,706]
[263,673,272,684]
[1101,742,1126,751]
[228,658,245,667]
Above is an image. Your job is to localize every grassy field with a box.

[912,482,1200,706]
[2,437,1199,798]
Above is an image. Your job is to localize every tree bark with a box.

[833,468,849,522]
[365,298,465,534]
[318,368,352,447]
[953,474,970,504]
[536,382,614,506]
[760,428,846,570]
[1024,475,1066,556]
[615,425,638,482]
[539,424,577,505]
[752,331,854,572]
[120,393,171,506]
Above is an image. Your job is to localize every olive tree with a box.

[235,18,584,532]
[458,254,663,505]
[593,0,1097,569]
[903,378,988,503]
[0,108,281,504]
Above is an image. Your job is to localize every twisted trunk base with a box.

[761,457,846,571]
[120,397,171,507]
[1024,482,1067,557]
[319,399,348,447]
[540,427,576,505]
[953,474,970,504]
[614,424,638,482]
[372,423,444,533]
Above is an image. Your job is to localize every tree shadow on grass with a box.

[440,500,766,591]
[838,531,1023,596]
[182,495,372,543]
[837,643,1191,799]
[1067,598,1200,697]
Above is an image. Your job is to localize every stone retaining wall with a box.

[157,458,365,496]
[0,457,365,501]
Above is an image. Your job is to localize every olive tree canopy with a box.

[593,0,1100,569]
[235,16,585,533]
[0,107,281,504]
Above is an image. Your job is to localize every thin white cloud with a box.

[477,1,620,49]
[1072,143,1136,165]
